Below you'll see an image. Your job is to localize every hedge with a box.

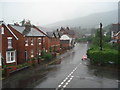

[87,48,119,65]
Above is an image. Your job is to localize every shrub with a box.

[44,53,52,61]
[87,48,119,65]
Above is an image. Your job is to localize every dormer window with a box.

[31,38,34,45]
[7,37,12,49]
[1,27,4,34]
[25,38,28,46]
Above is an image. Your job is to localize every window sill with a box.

[25,44,28,46]
[6,60,16,63]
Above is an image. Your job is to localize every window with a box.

[38,38,41,45]
[25,38,28,46]
[31,38,34,45]
[39,50,41,55]
[7,37,12,49]
[31,49,34,57]
[1,27,4,34]
[6,51,15,63]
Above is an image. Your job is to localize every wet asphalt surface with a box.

[2,43,119,89]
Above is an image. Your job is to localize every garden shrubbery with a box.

[86,28,119,65]
[87,48,119,65]
[41,50,53,61]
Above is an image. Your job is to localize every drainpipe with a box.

[36,37,38,64]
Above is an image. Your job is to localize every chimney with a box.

[22,20,31,35]
[14,22,19,26]
[21,19,25,26]
[57,28,59,32]
[25,21,31,31]
[66,27,69,30]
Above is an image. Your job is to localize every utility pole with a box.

[100,23,102,51]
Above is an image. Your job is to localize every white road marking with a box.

[61,82,64,85]
[56,62,81,89]
[67,80,71,83]
[65,82,68,85]
[58,85,61,87]
[63,85,66,88]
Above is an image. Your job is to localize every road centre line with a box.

[56,62,81,90]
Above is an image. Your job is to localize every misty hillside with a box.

[45,10,118,29]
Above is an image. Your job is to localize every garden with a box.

[86,29,119,66]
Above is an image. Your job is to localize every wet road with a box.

[35,43,119,89]
[2,43,119,88]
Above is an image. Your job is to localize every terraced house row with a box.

[0,20,76,71]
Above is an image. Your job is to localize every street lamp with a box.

[100,23,103,51]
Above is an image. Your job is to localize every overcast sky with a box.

[0,0,119,26]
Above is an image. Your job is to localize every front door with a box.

[24,51,28,61]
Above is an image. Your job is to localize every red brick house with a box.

[8,22,46,64]
[35,27,61,53]
[111,23,120,43]
[46,31,61,53]
[60,34,72,50]
[0,21,18,66]
[59,27,76,48]
[112,31,120,43]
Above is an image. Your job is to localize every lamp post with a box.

[100,23,103,51]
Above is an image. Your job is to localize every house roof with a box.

[46,30,62,38]
[60,34,71,40]
[1,22,18,40]
[114,31,120,36]
[46,32,54,37]
[9,25,45,37]
[112,24,120,33]
[36,26,55,34]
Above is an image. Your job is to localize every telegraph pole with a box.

[100,23,102,51]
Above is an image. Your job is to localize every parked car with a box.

[81,56,87,61]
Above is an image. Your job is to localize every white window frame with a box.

[25,38,28,46]
[31,38,34,45]
[39,50,41,55]
[6,51,16,63]
[7,37,12,49]
[31,49,34,58]
[1,27,4,34]
[38,38,41,45]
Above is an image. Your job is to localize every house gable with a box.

[2,23,18,40]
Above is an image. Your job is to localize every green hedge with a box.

[87,48,119,65]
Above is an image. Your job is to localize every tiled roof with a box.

[112,24,120,33]
[10,25,45,37]
[46,32,54,37]
[46,31,62,38]
[36,26,55,34]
